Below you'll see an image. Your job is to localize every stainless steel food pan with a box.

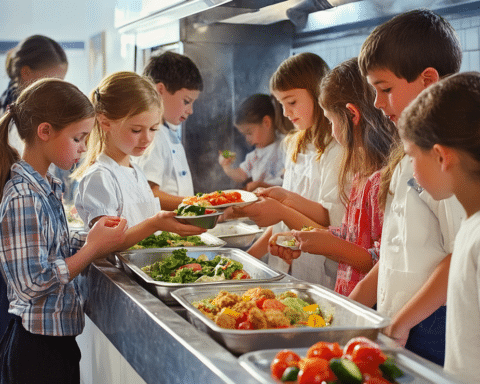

[207,221,263,249]
[117,248,285,305]
[171,281,390,355]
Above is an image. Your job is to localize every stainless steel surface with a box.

[207,221,264,248]
[238,336,461,384]
[117,247,284,305]
[171,281,390,355]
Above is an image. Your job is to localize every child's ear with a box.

[262,115,273,129]
[433,143,457,172]
[421,67,440,88]
[156,82,166,95]
[346,103,361,125]
[96,113,111,132]
[37,122,53,141]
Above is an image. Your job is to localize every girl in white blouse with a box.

[73,71,205,250]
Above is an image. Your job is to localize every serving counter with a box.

[78,257,460,384]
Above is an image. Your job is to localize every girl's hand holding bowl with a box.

[268,232,301,265]
[87,216,128,258]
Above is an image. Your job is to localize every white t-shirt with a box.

[444,210,480,382]
[75,154,161,229]
[134,123,194,196]
[269,141,345,290]
[377,156,465,319]
[239,135,285,185]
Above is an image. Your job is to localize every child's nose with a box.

[374,92,385,109]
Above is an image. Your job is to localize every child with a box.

[397,71,480,383]
[349,9,465,366]
[230,52,345,290]
[73,71,205,250]
[0,78,127,383]
[270,57,398,297]
[134,51,203,211]
[0,34,69,341]
[218,93,293,191]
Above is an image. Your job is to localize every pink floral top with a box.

[330,171,383,296]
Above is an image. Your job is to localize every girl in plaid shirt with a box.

[0,78,127,384]
[269,58,399,296]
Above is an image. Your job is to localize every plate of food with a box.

[276,235,300,250]
[174,205,223,229]
[180,190,258,210]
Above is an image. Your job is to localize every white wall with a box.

[0,0,134,95]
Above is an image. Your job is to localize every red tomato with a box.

[343,336,379,357]
[231,270,251,280]
[262,299,286,312]
[177,263,202,272]
[270,350,301,380]
[350,344,386,378]
[255,297,267,309]
[306,341,343,360]
[205,209,216,214]
[237,321,254,330]
[235,312,248,327]
[297,358,336,384]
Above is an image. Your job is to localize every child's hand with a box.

[382,322,409,347]
[291,227,330,255]
[218,151,235,168]
[268,232,301,264]
[154,210,207,236]
[86,216,128,258]
[231,197,284,227]
[256,186,292,204]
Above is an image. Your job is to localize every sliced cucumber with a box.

[329,358,363,384]
[281,366,300,382]
[380,356,404,382]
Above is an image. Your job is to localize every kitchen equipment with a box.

[207,221,263,248]
[117,247,284,305]
[171,281,390,355]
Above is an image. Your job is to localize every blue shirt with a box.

[0,161,84,336]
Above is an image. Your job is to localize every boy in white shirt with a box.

[135,51,203,210]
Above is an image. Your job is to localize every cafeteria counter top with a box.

[80,257,460,384]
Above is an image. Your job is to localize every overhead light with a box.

[116,0,231,33]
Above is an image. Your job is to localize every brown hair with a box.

[399,72,480,180]
[71,71,162,179]
[234,93,294,135]
[358,9,462,209]
[0,78,93,194]
[269,52,331,162]
[320,57,398,205]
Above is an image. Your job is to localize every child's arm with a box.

[247,226,273,259]
[149,181,184,211]
[384,254,451,347]
[218,153,249,183]
[348,262,379,308]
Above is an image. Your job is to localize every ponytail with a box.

[0,109,20,194]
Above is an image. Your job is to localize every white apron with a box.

[167,127,194,196]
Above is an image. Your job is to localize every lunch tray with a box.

[170,281,390,355]
[117,247,284,305]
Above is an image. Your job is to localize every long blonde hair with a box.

[269,52,331,162]
[0,78,93,195]
[72,71,162,179]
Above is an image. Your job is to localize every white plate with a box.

[211,189,258,209]
[276,235,299,250]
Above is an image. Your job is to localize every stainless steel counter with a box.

[80,258,460,384]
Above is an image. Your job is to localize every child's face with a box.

[402,138,453,201]
[367,68,427,125]
[157,85,200,126]
[272,88,315,131]
[49,117,94,170]
[105,108,161,159]
[322,108,345,146]
[236,117,275,148]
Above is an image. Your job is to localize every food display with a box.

[141,248,251,283]
[182,190,244,207]
[193,287,333,330]
[270,337,404,384]
[130,232,209,249]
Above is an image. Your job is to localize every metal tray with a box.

[117,247,285,305]
[170,281,390,355]
[130,232,227,249]
[238,341,462,384]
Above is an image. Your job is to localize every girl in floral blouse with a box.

[269,57,399,296]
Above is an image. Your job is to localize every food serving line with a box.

[75,218,462,384]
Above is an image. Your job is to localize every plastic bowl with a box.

[207,222,263,248]
[175,211,223,229]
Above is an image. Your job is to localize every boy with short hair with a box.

[135,51,203,210]
[349,9,465,366]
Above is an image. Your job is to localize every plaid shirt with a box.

[0,161,84,336]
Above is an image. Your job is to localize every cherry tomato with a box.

[343,336,379,357]
[255,297,267,309]
[270,350,301,380]
[237,321,254,330]
[297,357,336,384]
[235,312,248,327]
[262,299,286,312]
[231,270,251,280]
[306,341,343,360]
[177,263,202,272]
[350,345,386,378]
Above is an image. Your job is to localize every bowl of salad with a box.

[174,204,223,229]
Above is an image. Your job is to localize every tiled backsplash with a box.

[292,8,480,73]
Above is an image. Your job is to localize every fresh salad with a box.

[141,248,250,283]
[130,232,206,249]
[193,287,333,330]
[270,337,404,384]
[175,205,218,217]
[182,190,244,207]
